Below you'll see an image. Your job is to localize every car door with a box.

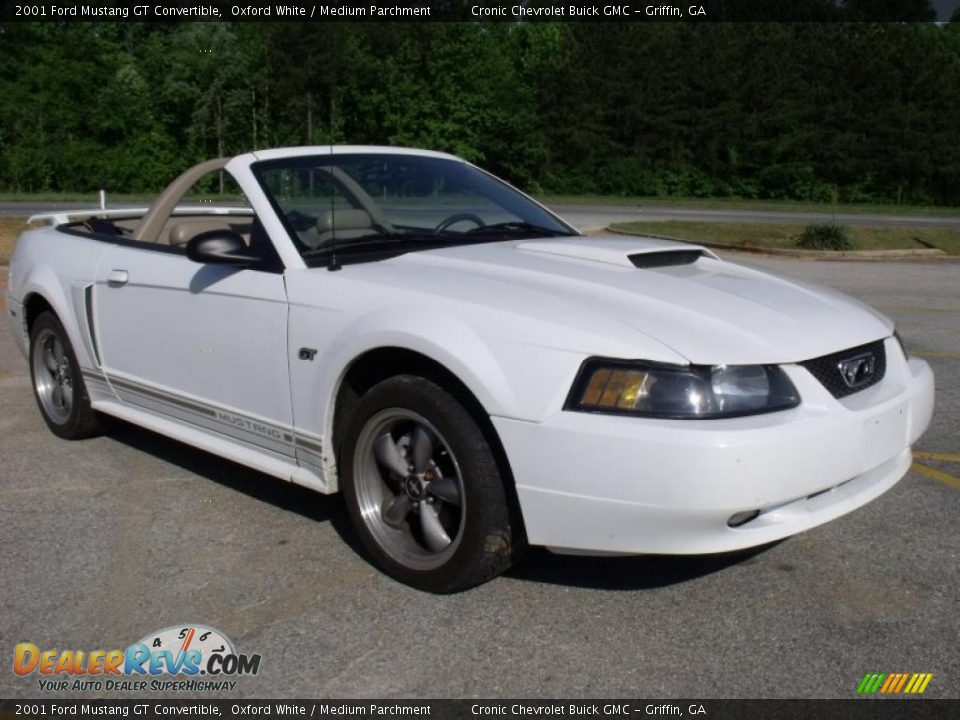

[93,238,294,460]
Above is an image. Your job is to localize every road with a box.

[0,202,146,218]
[4,201,960,231]
[0,256,958,700]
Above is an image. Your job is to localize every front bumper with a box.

[494,338,934,555]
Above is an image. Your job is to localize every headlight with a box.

[566,359,800,419]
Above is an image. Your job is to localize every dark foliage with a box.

[0,20,957,205]
[797,224,854,251]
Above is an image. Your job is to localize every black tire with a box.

[340,374,519,592]
[28,311,103,439]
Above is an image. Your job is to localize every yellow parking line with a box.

[914,451,960,463]
[913,351,960,360]
[912,462,960,491]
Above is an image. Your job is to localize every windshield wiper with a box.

[464,221,573,238]
[300,232,444,258]
[300,223,573,263]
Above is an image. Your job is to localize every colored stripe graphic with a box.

[857,672,933,694]
[857,673,885,694]
[879,674,897,693]
[893,674,909,693]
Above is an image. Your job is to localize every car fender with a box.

[316,302,518,435]
[12,226,108,359]
[286,301,587,486]
[17,263,98,370]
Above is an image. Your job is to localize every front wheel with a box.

[29,311,103,439]
[341,375,520,592]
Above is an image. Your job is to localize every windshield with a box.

[252,153,577,266]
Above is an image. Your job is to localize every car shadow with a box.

[103,419,362,552]
[188,264,242,294]
[104,419,781,592]
[507,543,781,591]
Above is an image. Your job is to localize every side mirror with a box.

[185,230,260,266]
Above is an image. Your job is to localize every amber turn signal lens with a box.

[579,368,653,410]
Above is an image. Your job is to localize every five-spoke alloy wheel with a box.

[354,409,466,570]
[341,374,520,592]
[29,311,102,439]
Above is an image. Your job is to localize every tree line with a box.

[1,17,959,205]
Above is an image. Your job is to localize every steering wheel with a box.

[435,213,485,234]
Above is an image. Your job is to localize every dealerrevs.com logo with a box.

[857,672,934,695]
[14,625,261,693]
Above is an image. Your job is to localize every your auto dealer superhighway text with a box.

[471,706,706,716]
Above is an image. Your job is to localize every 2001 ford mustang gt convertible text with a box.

[6,146,934,592]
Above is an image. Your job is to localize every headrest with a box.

[315,209,373,233]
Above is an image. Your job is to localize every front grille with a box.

[800,339,886,399]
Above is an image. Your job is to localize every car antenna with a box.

[328,198,341,271]
[328,238,341,272]
[326,152,341,271]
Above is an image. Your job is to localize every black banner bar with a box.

[1,1,957,23]
[1,699,959,720]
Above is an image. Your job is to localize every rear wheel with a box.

[29,311,103,439]
[341,375,519,592]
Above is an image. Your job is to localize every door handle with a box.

[107,269,129,286]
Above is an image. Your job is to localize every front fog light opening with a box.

[727,510,760,528]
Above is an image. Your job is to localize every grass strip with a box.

[537,194,960,217]
[609,220,960,255]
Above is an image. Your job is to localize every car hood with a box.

[377,236,893,365]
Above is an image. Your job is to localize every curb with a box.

[602,227,955,261]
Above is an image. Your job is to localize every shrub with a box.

[797,224,853,251]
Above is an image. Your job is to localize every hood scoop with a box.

[628,249,705,268]
[515,237,715,269]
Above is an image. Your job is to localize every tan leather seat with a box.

[302,209,374,248]
[166,218,239,247]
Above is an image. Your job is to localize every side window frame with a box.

[61,164,286,273]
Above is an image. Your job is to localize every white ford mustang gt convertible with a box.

[6,146,934,592]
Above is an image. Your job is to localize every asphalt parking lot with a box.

[1,254,958,700]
